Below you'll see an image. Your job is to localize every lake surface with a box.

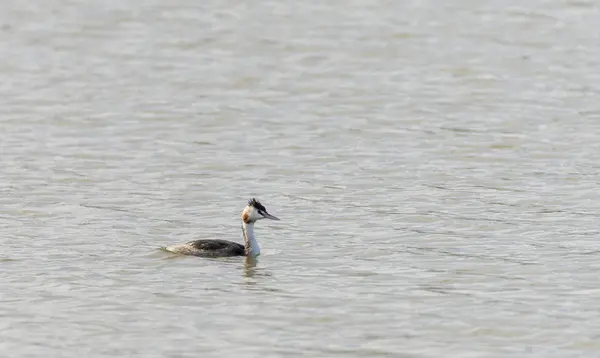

[2,0,600,357]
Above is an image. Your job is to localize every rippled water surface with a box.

[2,1,600,357]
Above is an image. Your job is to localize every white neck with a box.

[242,221,260,257]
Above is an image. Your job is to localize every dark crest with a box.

[248,198,266,212]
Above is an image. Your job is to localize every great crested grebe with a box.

[164,198,279,258]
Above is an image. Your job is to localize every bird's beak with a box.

[263,212,280,221]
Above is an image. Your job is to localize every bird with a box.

[164,198,279,258]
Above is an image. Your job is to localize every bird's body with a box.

[164,239,245,257]
[164,198,279,258]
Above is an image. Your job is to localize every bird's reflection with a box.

[243,256,259,277]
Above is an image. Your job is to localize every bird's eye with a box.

[258,210,266,216]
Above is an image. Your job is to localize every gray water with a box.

[2,0,600,357]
